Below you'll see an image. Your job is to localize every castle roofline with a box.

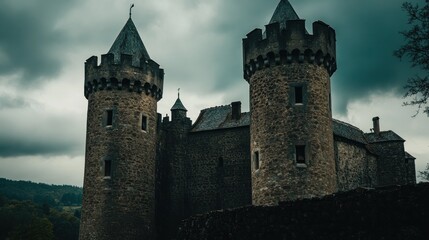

[405,151,416,160]
[332,119,367,145]
[171,97,187,111]
[191,104,250,132]
[108,17,150,66]
[364,131,405,143]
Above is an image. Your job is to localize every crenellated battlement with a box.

[84,53,164,100]
[243,20,336,81]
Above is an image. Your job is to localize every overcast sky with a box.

[0,0,427,186]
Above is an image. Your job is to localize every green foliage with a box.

[0,178,82,206]
[0,179,82,239]
[0,195,80,240]
[394,1,429,116]
[27,217,54,240]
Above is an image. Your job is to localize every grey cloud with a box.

[159,0,415,113]
[295,0,422,115]
[174,0,421,115]
[0,108,85,157]
[0,94,29,109]
[0,138,72,157]
[0,0,77,86]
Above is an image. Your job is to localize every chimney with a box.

[231,101,242,120]
[372,116,380,134]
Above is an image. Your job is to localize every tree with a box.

[27,217,54,240]
[394,1,429,116]
[420,163,429,181]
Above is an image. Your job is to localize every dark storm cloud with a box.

[0,108,85,157]
[177,0,420,115]
[0,138,74,157]
[291,0,421,114]
[160,0,289,100]
[0,0,76,86]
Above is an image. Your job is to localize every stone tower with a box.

[157,94,192,240]
[79,15,164,239]
[243,0,337,205]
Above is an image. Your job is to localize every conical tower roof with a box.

[108,17,150,66]
[269,0,300,30]
[171,97,187,111]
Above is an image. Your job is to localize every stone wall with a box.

[156,116,192,240]
[249,63,337,205]
[177,183,429,240]
[405,158,416,184]
[187,127,252,215]
[334,139,377,191]
[369,141,408,186]
[80,90,158,240]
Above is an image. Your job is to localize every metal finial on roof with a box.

[178,88,180,99]
[129,3,134,18]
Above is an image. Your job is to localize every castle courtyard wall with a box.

[187,127,252,215]
[369,141,408,186]
[334,139,377,191]
[177,183,429,240]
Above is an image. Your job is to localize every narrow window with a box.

[254,151,260,170]
[296,145,306,164]
[218,157,224,168]
[295,86,303,104]
[104,160,111,177]
[106,110,113,126]
[141,115,148,131]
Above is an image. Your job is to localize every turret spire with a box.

[171,89,187,120]
[171,91,187,112]
[108,11,150,66]
[269,0,300,30]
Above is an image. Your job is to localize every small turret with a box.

[171,89,187,121]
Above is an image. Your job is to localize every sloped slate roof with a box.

[191,105,250,132]
[364,131,405,143]
[190,106,404,148]
[332,119,367,144]
[108,18,150,66]
[269,0,300,31]
[405,151,416,160]
[171,98,187,111]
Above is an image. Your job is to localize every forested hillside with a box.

[0,178,82,206]
[0,178,82,240]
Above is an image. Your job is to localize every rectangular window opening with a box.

[106,110,113,126]
[254,151,260,170]
[104,160,111,177]
[295,86,303,104]
[296,145,306,164]
[141,115,148,131]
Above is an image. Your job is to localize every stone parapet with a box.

[243,20,336,81]
[84,53,164,100]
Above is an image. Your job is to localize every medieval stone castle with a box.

[79,1,416,239]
